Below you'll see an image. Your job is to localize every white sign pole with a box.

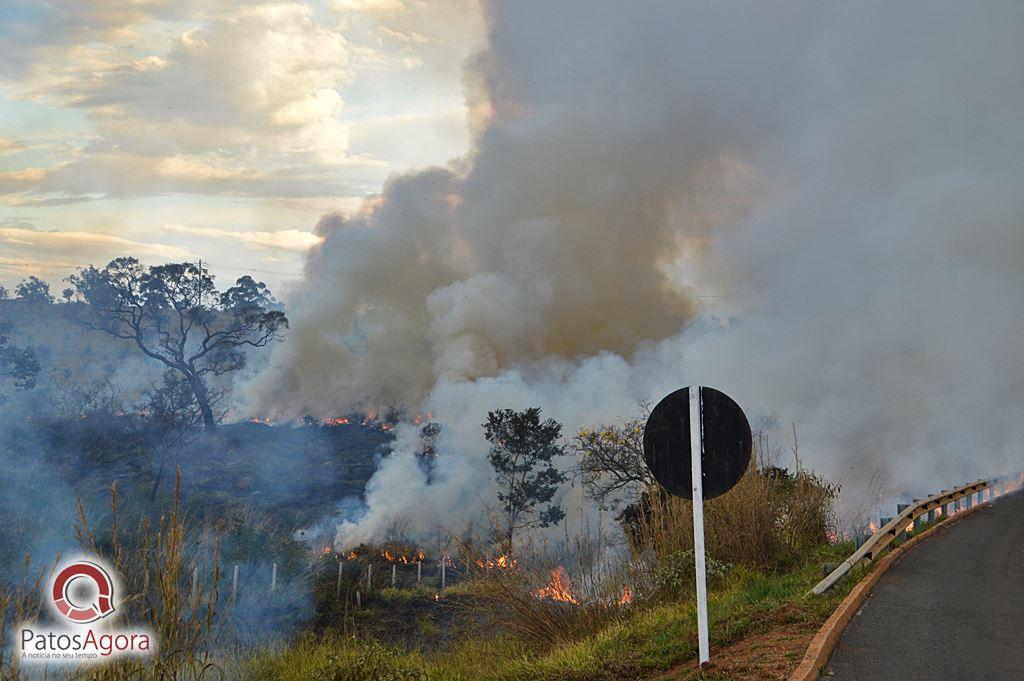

[689,385,710,665]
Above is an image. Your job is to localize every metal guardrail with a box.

[811,475,1018,595]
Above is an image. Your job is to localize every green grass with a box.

[247,543,856,681]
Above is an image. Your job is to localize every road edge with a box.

[788,501,989,681]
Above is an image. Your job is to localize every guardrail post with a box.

[896,504,909,540]
[912,500,924,531]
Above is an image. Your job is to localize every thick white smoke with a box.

[251,1,1024,546]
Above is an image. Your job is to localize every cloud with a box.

[2,2,358,203]
[0,139,26,155]
[331,0,406,16]
[162,224,324,251]
[0,0,481,212]
[0,225,190,260]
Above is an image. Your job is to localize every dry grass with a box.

[632,431,839,572]
[71,472,225,680]
[454,527,633,648]
[0,556,55,678]
[0,472,226,680]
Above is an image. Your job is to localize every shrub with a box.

[652,549,730,600]
[627,433,839,572]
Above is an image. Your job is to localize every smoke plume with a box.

[252,1,1024,546]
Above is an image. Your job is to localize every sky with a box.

[0,0,483,296]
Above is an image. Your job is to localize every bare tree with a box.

[68,258,287,432]
[573,404,654,510]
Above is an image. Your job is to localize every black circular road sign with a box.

[642,386,752,500]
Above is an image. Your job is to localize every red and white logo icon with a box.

[51,560,116,624]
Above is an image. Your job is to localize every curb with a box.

[788,501,990,681]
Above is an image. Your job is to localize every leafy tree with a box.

[0,319,39,390]
[68,258,287,433]
[15,276,53,305]
[574,405,655,510]
[484,407,567,548]
[0,284,7,299]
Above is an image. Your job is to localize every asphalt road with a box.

[825,490,1024,680]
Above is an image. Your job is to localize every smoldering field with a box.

[1,0,1024,673]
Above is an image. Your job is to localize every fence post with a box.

[355,590,361,608]
[231,565,239,608]
[191,565,199,600]
[417,561,422,584]
[391,564,396,588]
[271,563,277,592]
[367,564,372,591]
[441,563,446,590]
[337,561,343,598]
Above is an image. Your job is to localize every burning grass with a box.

[247,542,858,680]
[249,433,845,680]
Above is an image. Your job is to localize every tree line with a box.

[0,258,287,433]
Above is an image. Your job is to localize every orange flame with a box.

[476,554,517,570]
[381,549,425,564]
[533,566,579,604]
[617,586,633,606]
